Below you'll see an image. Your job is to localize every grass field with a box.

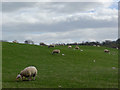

[2,42,118,88]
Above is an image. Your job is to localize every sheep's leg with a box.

[28,77,31,81]
[33,77,35,80]
[21,76,23,81]
[33,73,36,80]
[28,71,32,81]
[28,76,32,81]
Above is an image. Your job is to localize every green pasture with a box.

[2,42,118,88]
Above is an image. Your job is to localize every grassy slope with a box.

[2,42,118,88]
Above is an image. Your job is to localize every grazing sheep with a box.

[75,46,79,49]
[40,42,47,46]
[97,45,100,47]
[112,67,116,69]
[80,49,83,51]
[93,45,96,46]
[104,49,110,53]
[52,49,60,54]
[48,45,55,48]
[13,40,18,43]
[16,66,37,81]
[68,45,72,48]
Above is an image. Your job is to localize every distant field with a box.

[2,42,118,88]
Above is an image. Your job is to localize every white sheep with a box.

[80,49,83,51]
[93,45,96,46]
[97,45,100,47]
[104,49,110,53]
[68,45,72,48]
[16,66,37,81]
[13,40,18,43]
[75,46,79,49]
[52,49,60,54]
[112,67,116,69]
[48,44,55,48]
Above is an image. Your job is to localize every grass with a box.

[2,42,118,88]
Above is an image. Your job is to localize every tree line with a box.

[1,38,120,49]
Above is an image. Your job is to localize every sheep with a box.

[80,49,83,51]
[93,60,96,62]
[75,46,79,49]
[13,40,18,43]
[97,45,100,47]
[112,67,116,69]
[68,45,72,48]
[48,45,55,48]
[104,49,110,53]
[52,49,60,54]
[16,66,37,81]
[93,45,96,46]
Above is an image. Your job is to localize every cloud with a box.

[2,2,115,14]
[2,2,118,25]
[2,2,36,12]
[2,0,119,2]
[2,2,118,44]
[3,11,117,34]
[3,27,118,44]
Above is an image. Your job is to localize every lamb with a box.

[48,45,55,48]
[16,66,37,81]
[68,45,72,48]
[104,49,110,53]
[75,46,79,49]
[52,49,60,54]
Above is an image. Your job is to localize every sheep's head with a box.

[16,74,21,80]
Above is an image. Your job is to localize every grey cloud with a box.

[44,2,102,14]
[0,2,1,15]
[2,2,36,12]
[2,2,118,44]
[2,2,103,14]
[3,28,118,44]
[3,15,117,34]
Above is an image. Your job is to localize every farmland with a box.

[2,42,118,88]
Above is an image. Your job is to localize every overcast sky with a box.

[1,0,119,44]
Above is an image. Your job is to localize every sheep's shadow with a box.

[16,80,35,82]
